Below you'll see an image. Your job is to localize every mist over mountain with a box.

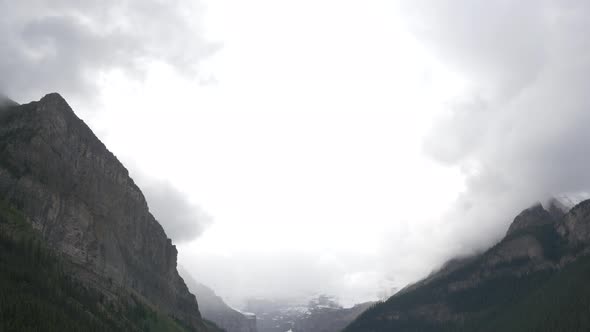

[242,295,373,332]
[3,1,590,331]
[179,266,257,332]
[344,198,590,331]
[0,94,18,110]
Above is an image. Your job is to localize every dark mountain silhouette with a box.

[345,198,590,331]
[0,93,221,331]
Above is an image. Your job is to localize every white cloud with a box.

[136,173,213,243]
[408,0,590,252]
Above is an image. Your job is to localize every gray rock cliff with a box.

[0,93,207,331]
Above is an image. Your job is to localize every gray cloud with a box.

[0,1,217,242]
[0,0,218,241]
[0,0,218,102]
[407,1,590,253]
[403,0,548,99]
[137,175,212,243]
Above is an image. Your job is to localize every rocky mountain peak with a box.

[505,202,556,236]
[32,93,95,139]
[39,91,67,104]
[557,199,590,244]
[544,197,569,219]
[0,94,208,331]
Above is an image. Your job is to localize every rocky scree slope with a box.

[0,93,209,331]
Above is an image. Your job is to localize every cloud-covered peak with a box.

[409,0,590,253]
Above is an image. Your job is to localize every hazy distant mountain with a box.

[244,295,373,332]
[292,298,374,332]
[0,93,221,331]
[180,268,257,332]
[345,198,590,331]
[244,297,303,332]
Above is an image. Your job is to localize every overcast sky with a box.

[2,0,590,307]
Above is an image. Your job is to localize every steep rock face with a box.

[0,94,206,330]
[345,199,590,332]
[505,202,556,236]
[181,269,258,332]
[557,199,590,245]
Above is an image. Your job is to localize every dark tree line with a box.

[345,225,590,332]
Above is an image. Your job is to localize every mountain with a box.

[243,295,372,332]
[0,93,220,331]
[292,298,374,332]
[244,297,303,332]
[180,268,257,332]
[345,198,590,332]
[0,94,18,110]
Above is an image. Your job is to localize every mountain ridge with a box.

[345,198,590,331]
[0,93,211,331]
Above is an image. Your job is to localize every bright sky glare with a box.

[85,0,468,306]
